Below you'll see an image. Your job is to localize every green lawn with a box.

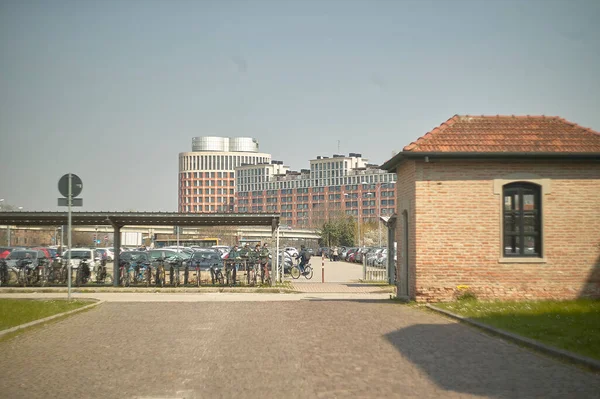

[0,299,91,330]
[435,299,600,361]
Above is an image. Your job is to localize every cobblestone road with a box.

[1,301,599,398]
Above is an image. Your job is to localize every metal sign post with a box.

[58,173,83,300]
[67,174,72,300]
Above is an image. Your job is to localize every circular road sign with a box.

[58,174,83,198]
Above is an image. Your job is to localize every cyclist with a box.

[296,245,311,275]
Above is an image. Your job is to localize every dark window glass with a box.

[503,182,541,257]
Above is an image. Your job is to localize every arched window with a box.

[503,182,542,257]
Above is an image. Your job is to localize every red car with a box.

[0,247,24,259]
[33,247,53,260]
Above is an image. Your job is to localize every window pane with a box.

[523,236,537,255]
[504,236,519,255]
[523,212,538,233]
[523,194,536,210]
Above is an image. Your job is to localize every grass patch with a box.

[435,299,600,361]
[0,299,91,330]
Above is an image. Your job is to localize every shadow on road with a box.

[384,323,599,399]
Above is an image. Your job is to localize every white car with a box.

[97,247,114,261]
[284,247,299,257]
[61,248,98,270]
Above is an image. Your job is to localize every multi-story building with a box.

[178,137,271,212]
[235,153,397,228]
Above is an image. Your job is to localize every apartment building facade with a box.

[236,154,397,228]
[178,137,271,212]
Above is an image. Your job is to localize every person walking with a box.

[333,246,339,262]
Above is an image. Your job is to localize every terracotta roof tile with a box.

[404,115,600,153]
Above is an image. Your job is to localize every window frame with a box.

[502,182,542,258]
[494,177,550,263]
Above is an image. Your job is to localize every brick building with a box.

[382,115,600,302]
[235,154,396,229]
[179,137,271,213]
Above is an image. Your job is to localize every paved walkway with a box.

[290,282,393,293]
[0,292,390,302]
[1,300,598,398]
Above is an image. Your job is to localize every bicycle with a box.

[15,259,35,287]
[155,258,166,288]
[0,259,18,286]
[95,259,113,285]
[183,262,190,286]
[119,260,130,287]
[168,259,182,287]
[259,258,271,285]
[144,262,152,287]
[210,263,224,285]
[130,261,151,286]
[192,260,201,287]
[48,259,68,285]
[290,259,313,280]
[76,258,91,287]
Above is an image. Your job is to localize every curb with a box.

[426,304,600,372]
[0,300,104,338]
[0,287,298,294]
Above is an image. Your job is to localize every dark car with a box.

[120,251,150,264]
[316,247,330,257]
[0,247,25,259]
[190,250,223,270]
[5,249,49,268]
[147,249,191,263]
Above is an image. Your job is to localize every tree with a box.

[318,215,356,247]
[0,202,17,211]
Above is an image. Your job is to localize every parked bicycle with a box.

[48,259,68,285]
[15,258,48,287]
[119,260,130,287]
[192,259,202,287]
[130,260,151,286]
[168,258,182,287]
[155,258,166,288]
[210,263,224,285]
[76,258,91,287]
[259,258,271,285]
[0,259,17,286]
[95,258,112,285]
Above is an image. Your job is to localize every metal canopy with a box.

[0,211,280,229]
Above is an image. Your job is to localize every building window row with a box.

[181,154,270,171]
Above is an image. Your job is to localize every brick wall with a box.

[396,159,600,302]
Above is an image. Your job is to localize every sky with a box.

[1,0,599,212]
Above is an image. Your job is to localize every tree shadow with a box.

[384,323,600,398]
[579,253,600,299]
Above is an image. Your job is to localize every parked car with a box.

[148,249,191,263]
[120,251,150,264]
[97,247,114,261]
[32,247,54,260]
[61,248,98,270]
[190,250,223,270]
[278,251,295,274]
[0,247,25,259]
[316,247,330,257]
[345,248,358,262]
[284,247,299,257]
[5,249,50,269]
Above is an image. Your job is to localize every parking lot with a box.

[1,299,599,398]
